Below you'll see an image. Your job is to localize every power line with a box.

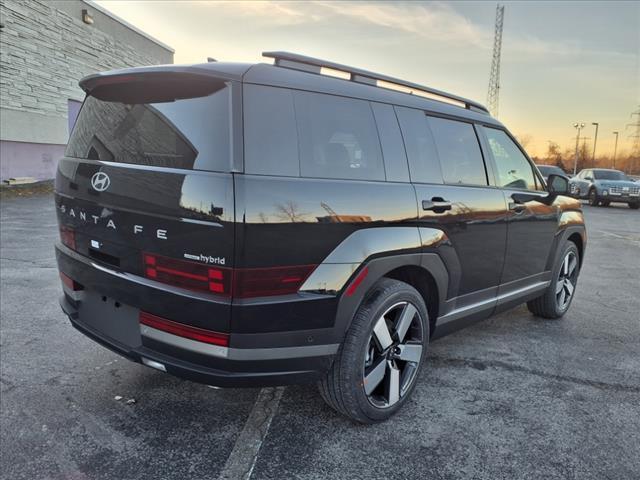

[627,106,640,153]
[626,106,640,172]
[486,4,505,117]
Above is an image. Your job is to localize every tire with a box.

[629,202,639,210]
[588,189,600,206]
[527,242,580,319]
[601,200,610,207]
[318,278,429,424]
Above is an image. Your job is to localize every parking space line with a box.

[217,387,285,480]
[595,230,640,245]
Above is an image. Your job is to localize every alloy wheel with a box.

[556,251,578,310]
[363,301,424,408]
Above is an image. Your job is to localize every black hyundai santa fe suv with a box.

[56,52,586,423]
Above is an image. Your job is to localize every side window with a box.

[395,106,443,184]
[484,128,538,190]
[244,85,299,177]
[294,91,384,181]
[427,116,487,186]
[371,103,409,182]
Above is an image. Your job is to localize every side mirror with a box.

[547,174,569,195]
[584,176,593,181]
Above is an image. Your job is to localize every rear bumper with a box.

[61,293,335,387]
[57,245,339,388]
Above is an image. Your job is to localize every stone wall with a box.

[0,0,173,180]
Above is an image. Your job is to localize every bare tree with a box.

[274,201,309,223]
[545,141,565,170]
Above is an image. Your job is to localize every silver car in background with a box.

[570,168,640,209]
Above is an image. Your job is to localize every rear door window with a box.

[395,107,443,184]
[371,103,409,182]
[67,80,232,172]
[427,116,487,186]
[294,91,384,181]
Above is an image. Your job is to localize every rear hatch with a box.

[56,70,240,332]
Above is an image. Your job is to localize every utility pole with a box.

[626,106,640,174]
[612,131,619,169]
[573,122,585,175]
[591,122,599,167]
[486,4,505,117]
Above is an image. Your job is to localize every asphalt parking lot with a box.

[1,194,639,480]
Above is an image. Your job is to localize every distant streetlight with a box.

[612,131,619,169]
[591,122,599,167]
[573,122,585,175]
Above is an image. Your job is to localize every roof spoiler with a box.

[79,64,247,94]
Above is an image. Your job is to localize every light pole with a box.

[612,131,619,169]
[591,122,599,167]
[573,122,585,175]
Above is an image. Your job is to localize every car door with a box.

[396,107,508,319]
[479,126,558,298]
[576,169,592,197]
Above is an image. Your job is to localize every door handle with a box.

[509,193,532,213]
[508,202,526,213]
[422,197,452,213]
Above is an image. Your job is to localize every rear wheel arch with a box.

[567,232,584,267]
[382,265,439,335]
[333,254,448,344]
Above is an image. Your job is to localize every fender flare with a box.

[298,226,452,343]
[545,213,586,271]
[331,253,449,342]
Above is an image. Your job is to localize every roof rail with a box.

[262,51,489,114]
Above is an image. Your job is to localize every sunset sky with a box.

[95,0,640,158]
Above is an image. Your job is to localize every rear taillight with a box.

[60,272,83,291]
[143,253,230,295]
[60,226,76,250]
[143,253,316,299]
[140,311,229,347]
[233,265,316,298]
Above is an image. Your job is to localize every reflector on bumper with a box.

[139,311,230,358]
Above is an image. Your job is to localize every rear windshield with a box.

[66,80,231,172]
[593,170,629,181]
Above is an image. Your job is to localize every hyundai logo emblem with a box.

[91,172,111,192]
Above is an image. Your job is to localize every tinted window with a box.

[67,85,231,171]
[427,117,487,186]
[484,128,537,190]
[244,85,299,177]
[395,107,443,184]
[371,103,409,182]
[294,91,384,181]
